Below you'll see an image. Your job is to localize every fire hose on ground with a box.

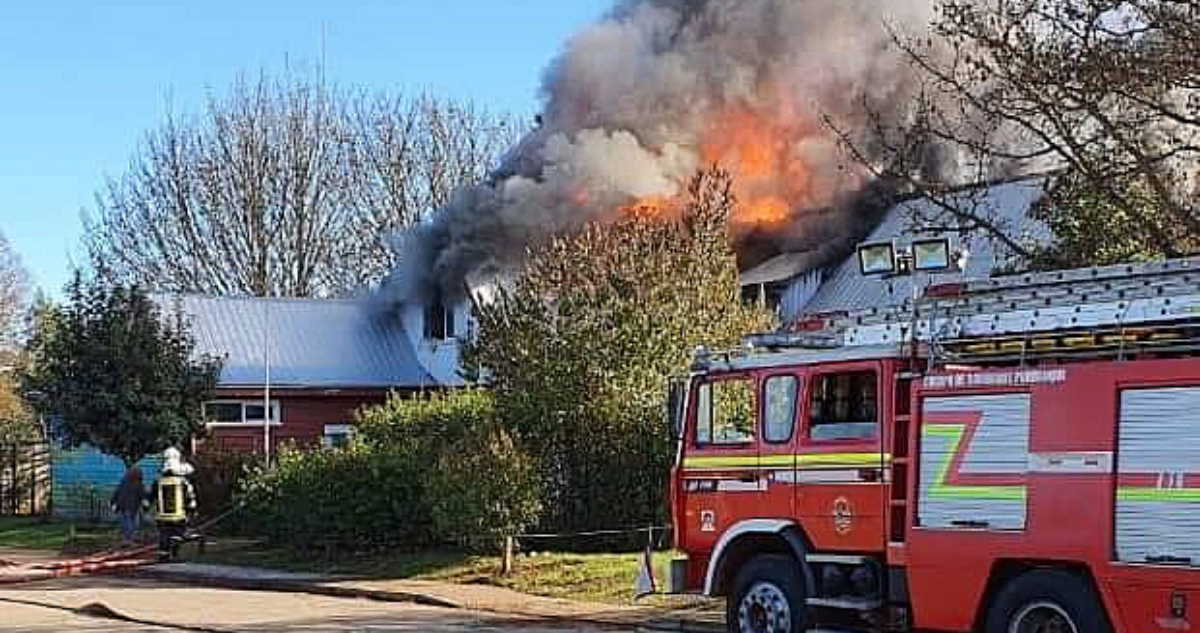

[0,503,244,586]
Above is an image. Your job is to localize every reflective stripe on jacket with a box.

[155,475,195,523]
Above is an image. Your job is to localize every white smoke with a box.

[391,0,939,302]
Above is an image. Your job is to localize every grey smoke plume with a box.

[392,0,938,302]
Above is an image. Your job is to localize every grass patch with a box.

[200,540,684,605]
[0,516,118,553]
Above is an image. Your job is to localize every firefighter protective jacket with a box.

[153,474,197,523]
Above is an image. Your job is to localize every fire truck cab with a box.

[670,257,1200,633]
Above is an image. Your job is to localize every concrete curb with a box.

[134,567,724,632]
[134,567,462,609]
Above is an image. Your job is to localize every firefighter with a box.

[150,447,197,560]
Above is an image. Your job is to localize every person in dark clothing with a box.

[110,466,145,545]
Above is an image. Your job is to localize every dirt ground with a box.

[0,575,642,632]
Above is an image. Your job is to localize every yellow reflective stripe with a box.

[156,476,188,522]
[1119,487,1200,503]
[799,453,890,467]
[683,456,757,469]
[922,424,1026,502]
[683,453,890,470]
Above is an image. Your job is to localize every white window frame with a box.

[322,424,354,449]
[423,300,458,342]
[204,400,282,428]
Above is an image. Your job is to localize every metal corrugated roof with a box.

[803,179,1050,315]
[153,294,436,389]
[740,251,825,286]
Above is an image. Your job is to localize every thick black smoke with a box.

[389,0,939,303]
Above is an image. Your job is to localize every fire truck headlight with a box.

[858,242,897,276]
[912,237,952,272]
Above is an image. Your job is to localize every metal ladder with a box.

[826,256,1200,362]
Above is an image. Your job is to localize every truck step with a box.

[805,554,872,566]
[807,596,883,611]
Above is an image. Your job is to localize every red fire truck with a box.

[668,252,1200,633]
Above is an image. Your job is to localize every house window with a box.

[322,424,354,449]
[204,401,281,426]
[424,301,456,340]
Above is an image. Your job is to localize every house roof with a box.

[740,251,825,287]
[803,178,1050,315]
[154,294,436,389]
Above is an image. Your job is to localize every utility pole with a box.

[263,285,272,466]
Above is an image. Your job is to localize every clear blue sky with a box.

[0,0,611,295]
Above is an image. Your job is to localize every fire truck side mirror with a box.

[667,378,687,441]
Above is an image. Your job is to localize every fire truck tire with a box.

[726,553,806,633]
[984,569,1111,633]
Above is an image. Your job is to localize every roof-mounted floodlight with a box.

[857,242,897,276]
[912,237,953,272]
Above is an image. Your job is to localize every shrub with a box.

[236,443,428,550]
[191,446,258,524]
[356,389,494,451]
[235,390,541,550]
[425,424,541,547]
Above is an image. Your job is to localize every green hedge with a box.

[236,390,539,550]
[237,443,428,549]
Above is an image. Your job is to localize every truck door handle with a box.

[951,520,991,529]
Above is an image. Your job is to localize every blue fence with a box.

[51,445,162,522]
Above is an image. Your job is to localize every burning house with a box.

[384,0,947,318]
[381,0,1062,380]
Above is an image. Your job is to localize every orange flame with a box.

[701,103,823,231]
[620,195,674,220]
[611,93,845,233]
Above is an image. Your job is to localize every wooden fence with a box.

[0,442,51,516]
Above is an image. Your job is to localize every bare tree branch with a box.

[85,72,525,298]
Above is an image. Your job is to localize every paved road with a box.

[0,576,637,632]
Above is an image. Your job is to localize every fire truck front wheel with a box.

[727,554,806,633]
[984,569,1111,633]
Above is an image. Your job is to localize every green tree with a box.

[1026,171,1200,268]
[464,167,774,535]
[22,276,222,464]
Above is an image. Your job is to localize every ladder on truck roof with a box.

[817,256,1200,362]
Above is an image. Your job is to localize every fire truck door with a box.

[795,364,886,552]
[680,373,763,552]
[758,372,801,519]
[1109,387,1200,629]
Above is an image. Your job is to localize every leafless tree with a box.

[85,72,523,298]
[347,94,523,291]
[833,0,1200,267]
[0,231,29,353]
